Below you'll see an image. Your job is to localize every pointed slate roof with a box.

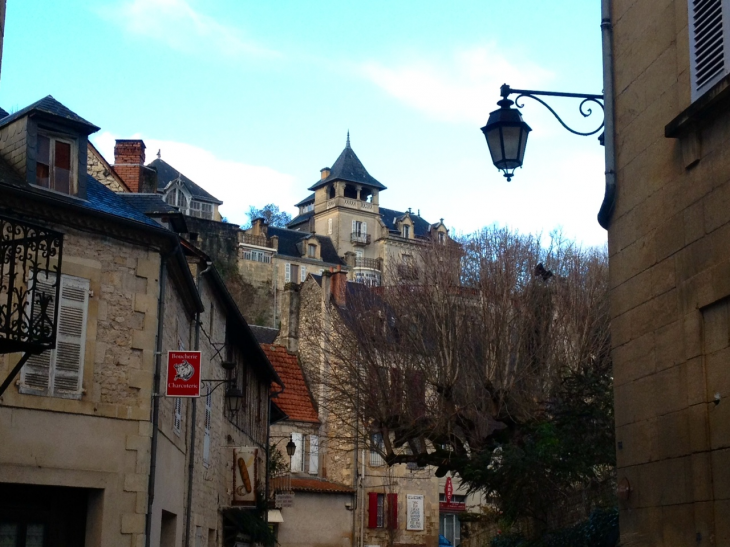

[308,140,386,191]
[0,95,99,133]
[147,157,222,204]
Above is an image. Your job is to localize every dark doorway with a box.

[0,483,88,547]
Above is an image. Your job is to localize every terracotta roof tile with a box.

[266,345,320,424]
[290,477,355,494]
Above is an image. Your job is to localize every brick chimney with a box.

[330,265,347,307]
[114,140,146,192]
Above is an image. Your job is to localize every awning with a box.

[267,509,284,523]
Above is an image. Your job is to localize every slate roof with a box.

[147,158,222,205]
[308,143,386,191]
[265,344,319,424]
[267,226,345,265]
[249,325,280,345]
[294,193,315,207]
[82,177,162,228]
[0,96,99,133]
[290,477,355,494]
[287,210,313,229]
[379,207,433,238]
[119,193,179,214]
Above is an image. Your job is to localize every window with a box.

[439,513,461,547]
[328,218,333,235]
[290,432,304,472]
[439,232,446,244]
[300,265,307,282]
[370,433,385,466]
[203,390,212,467]
[308,244,317,258]
[190,201,214,220]
[402,224,410,238]
[308,435,319,475]
[285,263,291,282]
[368,493,397,529]
[352,220,367,236]
[20,273,89,398]
[166,187,189,210]
[290,264,300,284]
[243,249,271,263]
[689,0,729,100]
[36,134,74,194]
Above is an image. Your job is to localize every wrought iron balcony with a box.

[351,232,371,245]
[354,257,381,270]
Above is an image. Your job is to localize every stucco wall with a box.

[277,492,353,547]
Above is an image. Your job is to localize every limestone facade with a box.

[609,0,730,544]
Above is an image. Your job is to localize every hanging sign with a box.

[233,447,258,506]
[406,494,424,531]
[166,351,202,397]
[445,477,453,504]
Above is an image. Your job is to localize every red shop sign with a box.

[445,476,453,504]
[166,351,202,397]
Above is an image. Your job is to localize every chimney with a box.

[330,265,347,307]
[251,218,268,237]
[114,140,146,192]
[320,167,331,180]
[277,284,300,353]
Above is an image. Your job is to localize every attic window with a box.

[308,244,317,258]
[402,225,410,238]
[438,232,445,244]
[36,134,75,195]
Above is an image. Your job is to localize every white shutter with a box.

[362,222,367,235]
[328,218,333,235]
[690,0,730,100]
[290,432,304,472]
[203,391,212,467]
[301,265,307,282]
[21,274,89,398]
[285,263,291,283]
[352,220,357,235]
[308,435,319,475]
[21,273,56,394]
[52,276,89,396]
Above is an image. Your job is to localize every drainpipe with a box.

[598,0,616,229]
[184,261,212,547]
[145,254,168,547]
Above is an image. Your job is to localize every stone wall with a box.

[87,143,128,192]
[610,1,730,545]
[0,116,27,175]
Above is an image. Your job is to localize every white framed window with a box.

[243,249,271,263]
[285,263,291,282]
[689,0,730,100]
[438,232,446,244]
[190,200,214,220]
[203,390,212,467]
[35,133,76,195]
[291,432,304,472]
[300,265,307,282]
[20,273,89,398]
[402,224,410,238]
[308,244,317,258]
[308,435,319,475]
[370,433,385,466]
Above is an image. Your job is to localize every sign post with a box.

[166,351,202,397]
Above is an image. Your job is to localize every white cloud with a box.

[92,132,298,225]
[98,0,279,58]
[361,45,554,124]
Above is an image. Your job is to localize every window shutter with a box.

[368,493,379,528]
[352,220,357,234]
[308,435,319,475]
[328,218,333,235]
[362,222,367,235]
[301,265,307,282]
[690,0,729,99]
[387,493,398,529]
[203,391,212,467]
[21,272,57,394]
[291,433,304,472]
[285,263,291,283]
[52,276,89,396]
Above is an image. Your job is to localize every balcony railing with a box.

[351,232,371,245]
[241,233,273,248]
[355,257,381,270]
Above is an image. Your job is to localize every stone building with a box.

[0,96,280,546]
[605,0,730,544]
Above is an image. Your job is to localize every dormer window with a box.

[308,244,317,258]
[403,225,410,238]
[36,134,75,195]
[438,232,445,244]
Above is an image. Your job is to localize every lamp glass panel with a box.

[485,127,504,164]
[518,128,529,164]
[501,125,522,162]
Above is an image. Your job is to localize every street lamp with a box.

[286,436,297,457]
[482,84,605,182]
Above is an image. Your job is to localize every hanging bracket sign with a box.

[166,351,202,397]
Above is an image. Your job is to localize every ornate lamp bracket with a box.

[500,83,605,138]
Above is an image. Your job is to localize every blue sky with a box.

[2,0,607,246]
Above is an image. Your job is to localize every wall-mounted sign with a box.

[232,447,258,506]
[166,351,201,397]
[445,477,453,504]
[275,492,295,508]
[406,494,424,531]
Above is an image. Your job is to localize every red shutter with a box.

[368,492,379,528]
[387,493,398,529]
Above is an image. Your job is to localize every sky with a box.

[1,0,608,247]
